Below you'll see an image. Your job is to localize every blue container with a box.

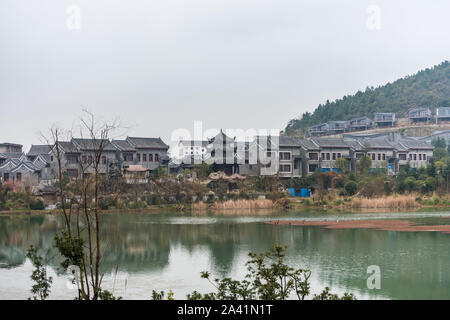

[287,188,310,197]
[300,188,310,197]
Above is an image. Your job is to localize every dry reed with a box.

[351,194,419,209]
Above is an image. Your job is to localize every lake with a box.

[1,210,450,300]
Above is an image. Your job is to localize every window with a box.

[16,172,22,182]
[279,152,291,161]
[137,154,141,162]
[67,169,78,178]
[371,153,375,160]
[413,154,417,161]
[423,154,427,160]
[326,153,330,160]
[332,153,336,160]
[382,154,386,161]
[378,154,381,161]
[308,164,318,173]
[149,154,153,162]
[155,154,159,162]
[67,155,79,164]
[3,173,9,181]
[51,156,54,162]
[409,154,413,160]
[143,154,147,162]
[294,160,298,169]
[309,153,318,160]
[419,154,422,161]
[337,153,341,158]
[356,153,362,160]
[399,154,407,160]
[321,153,325,160]
[102,156,107,165]
[124,153,133,161]
[279,164,291,173]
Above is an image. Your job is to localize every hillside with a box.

[285,61,450,136]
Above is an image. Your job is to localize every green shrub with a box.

[344,181,357,196]
[29,198,45,210]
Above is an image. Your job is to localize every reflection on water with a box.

[1,211,450,299]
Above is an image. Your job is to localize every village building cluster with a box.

[309,107,450,136]
[0,127,439,189]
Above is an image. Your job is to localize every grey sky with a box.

[1,0,449,151]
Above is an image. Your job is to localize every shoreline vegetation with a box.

[2,194,450,216]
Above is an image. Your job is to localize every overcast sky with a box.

[1,0,449,151]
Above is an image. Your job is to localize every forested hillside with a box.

[285,61,450,135]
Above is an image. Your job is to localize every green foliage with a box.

[185,245,355,300]
[0,182,10,210]
[285,61,450,134]
[358,154,372,175]
[313,287,356,300]
[26,245,53,300]
[433,147,448,161]
[29,198,45,210]
[195,163,214,180]
[334,158,349,173]
[358,176,386,197]
[54,230,84,270]
[98,289,122,300]
[432,137,447,149]
[344,181,358,196]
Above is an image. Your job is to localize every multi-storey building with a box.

[409,108,432,123]
[374,113,396,127]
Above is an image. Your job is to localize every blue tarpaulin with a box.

[287,188,311,197]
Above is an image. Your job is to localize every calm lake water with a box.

[1,210,450,300]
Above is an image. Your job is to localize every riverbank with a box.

[265,219,450,234]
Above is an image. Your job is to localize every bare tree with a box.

[42,111,120,300]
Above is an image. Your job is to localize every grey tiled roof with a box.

[278,136,303,147]
[27,145,51,156]
[0,152,25,159]
[311,138,349,148]
[398,139,434,150]
[112,140,136,152]
[127,137,169,149]
[72,138,117,151]
[57,141,79,153]
[299,139,320,150]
